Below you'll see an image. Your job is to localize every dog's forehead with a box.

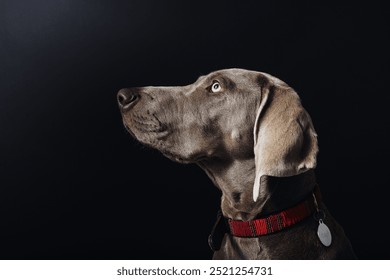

[195,68,258,84]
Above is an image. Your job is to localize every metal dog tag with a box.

[317,219,332,247]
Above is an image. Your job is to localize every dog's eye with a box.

[211,81,222,93]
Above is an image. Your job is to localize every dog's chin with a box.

[123,122,136,138]
[161,150,208,164]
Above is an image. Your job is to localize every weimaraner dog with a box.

[117,68,356,259]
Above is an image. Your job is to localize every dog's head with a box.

[118,68,318,202]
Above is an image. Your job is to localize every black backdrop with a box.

[1,0,389,259]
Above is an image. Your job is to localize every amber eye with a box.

[211,81,222,93]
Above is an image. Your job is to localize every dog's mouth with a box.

[130,114,166,132]
[122,113,171,148]
[123,112,168,135]
[122,113,209,164]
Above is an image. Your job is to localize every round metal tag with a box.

[317,220,332,247]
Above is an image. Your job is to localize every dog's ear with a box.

[252,74,318,202]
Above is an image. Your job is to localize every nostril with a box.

[117,89,140,109]
[128,94,138,104]
[117,93,125,104]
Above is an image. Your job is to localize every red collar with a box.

[227,187,320,237]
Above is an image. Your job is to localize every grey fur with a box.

[117,68,356,259]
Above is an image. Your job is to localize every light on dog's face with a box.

[118,83,223,163]
[118,69,261,164]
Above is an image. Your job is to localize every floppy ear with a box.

[253,74,318,202]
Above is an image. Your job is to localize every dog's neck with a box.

[198,158,316,221]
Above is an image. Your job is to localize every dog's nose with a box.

[117,88,140,110]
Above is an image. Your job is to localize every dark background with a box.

[1,0,389,259]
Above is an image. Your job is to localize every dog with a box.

[117,68,356,259]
